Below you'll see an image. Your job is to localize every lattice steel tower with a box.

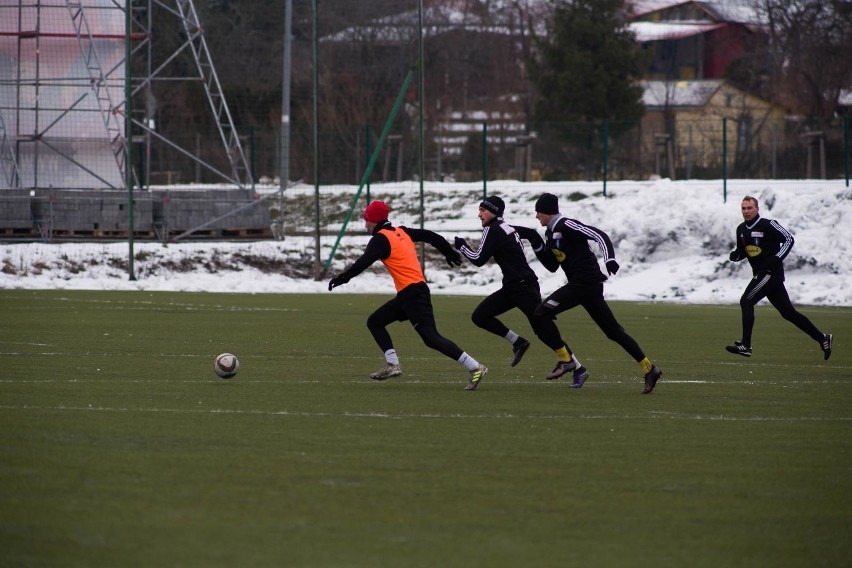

[0,0,250,191]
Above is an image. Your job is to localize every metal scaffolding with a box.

[0,0,250,191]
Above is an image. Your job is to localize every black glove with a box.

[328,275,348,291]
[445,250,462,267]
[453,236,467,250]
[513,225,544,250]
[729,250,739,262]
[528,232,544,251]
[605,259,620,276]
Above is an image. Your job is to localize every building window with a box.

[738,115,753,150]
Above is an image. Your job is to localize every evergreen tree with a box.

[526,0,644,150]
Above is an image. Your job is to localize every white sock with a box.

[385,349,399,366]
[572,354,582,367]
[458,352,480,371]
[505,330,519,344]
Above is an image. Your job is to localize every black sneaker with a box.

[642,366,662,394]
[511,338,531,367]
[822,333,833,361]
[725,341,752,357]
[569,366,589,388]
[545,360,577,380]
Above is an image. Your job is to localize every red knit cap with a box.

[363,200,390,223]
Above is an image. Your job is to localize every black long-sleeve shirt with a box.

[730,214,793,281]
[337,221,456,282]
[457,217,537,287]
[521,215,616,285]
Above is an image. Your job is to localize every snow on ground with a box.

[1,178,850,306]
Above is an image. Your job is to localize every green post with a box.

[125,0,135,280]
[321,70,415,274]
[312,0,320,278]
[722,117,727,203]
[602,120,609,198]
[482,122,487,198]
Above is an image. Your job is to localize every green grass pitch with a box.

[1,289,850,567]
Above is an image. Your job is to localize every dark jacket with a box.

[730,214,793,281]
[337,221,458,282]
[457,217,537,288]
[518,215,615,285]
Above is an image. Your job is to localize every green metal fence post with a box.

[321,70,415,274]
[125,0,135,280]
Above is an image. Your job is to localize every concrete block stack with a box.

[29,190,153,236]
[153,189,269,237]
[0,189,34,235]
[0,188,270,240]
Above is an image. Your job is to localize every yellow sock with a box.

[639,357,653,374]
[555,346,572,363]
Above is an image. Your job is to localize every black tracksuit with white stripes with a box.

[730,214,823,347]
[525,215,648,363]
[457,217,566,351]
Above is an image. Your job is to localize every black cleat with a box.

[821,333,833,361]
[511,338,531,367]
[725,341,752,357]
[642,366,662,394]
[569,366,589,388]
[545,360,577,380]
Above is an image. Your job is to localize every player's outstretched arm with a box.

[327,234,389,290]
[512,225,544,250]
[404,227,462,267]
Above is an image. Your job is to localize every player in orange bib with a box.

[328,200,489,390]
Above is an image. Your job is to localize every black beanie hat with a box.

[535,193,559,214]
[480,195,505,216]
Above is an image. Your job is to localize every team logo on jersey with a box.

[745,245,762,257]
[551,248,566,262]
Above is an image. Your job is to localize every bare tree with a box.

[754,0,852,126]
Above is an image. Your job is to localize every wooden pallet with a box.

[0,226,270,241]
[221,228,273,238]
[0,227,39,237]
[47,229,157,239]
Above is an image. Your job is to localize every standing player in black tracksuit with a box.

[453,196,590,387]
[726,195,832,359]
[525,193,663,394]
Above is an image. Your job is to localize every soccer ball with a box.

[214,353,240,379]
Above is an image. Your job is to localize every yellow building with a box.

[640,79,787,178]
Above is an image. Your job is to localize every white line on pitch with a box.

[1,404,850,422]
